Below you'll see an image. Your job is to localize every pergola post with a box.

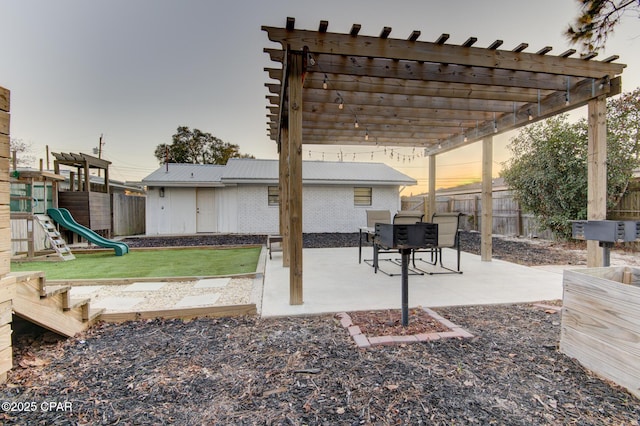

[427,155,436,220]
[587,95,607,267]
[481,136,493,261]
[279,127,290,267]
[288,52,304,305]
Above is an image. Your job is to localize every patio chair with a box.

[392,210,425,224]
[415,212,464,274]
[359,210,391,264]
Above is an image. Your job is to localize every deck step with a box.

[9,271,47,297]
[64,297,90,312]
[86,308,105,323]
[43,284,71,299]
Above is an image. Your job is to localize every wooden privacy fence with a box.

[609,180,640,221]
[403,190,553,239]
[112,193,145,236]
[403,181,640,241]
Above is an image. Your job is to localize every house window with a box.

[268,186,279,206]
[354,187,372,206]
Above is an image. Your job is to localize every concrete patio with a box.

[261,246,568,317]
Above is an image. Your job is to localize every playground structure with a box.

[47,208,129,256]
[52,151,113,240]
[10,152,130,259]
[9,167,67,259]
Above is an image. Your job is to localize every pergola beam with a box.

[263,26,625,78]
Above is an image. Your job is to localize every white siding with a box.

[215,186,238,233]
[145,188,161,234]
[145,187,196,234]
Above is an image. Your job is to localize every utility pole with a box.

[93,134,104,177]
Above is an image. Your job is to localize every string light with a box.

[460,126,467,143]
[365,128,369,141]
[528,109,533,121]
[494,121,498,133]
[339,99,344,110]
[322,74,328,89]
[354,118,359,128]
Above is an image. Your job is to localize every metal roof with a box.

[223,158,416,185]
[141,159,416,187]
[142,163,226,187]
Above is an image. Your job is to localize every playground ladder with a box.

[35,214,75,261]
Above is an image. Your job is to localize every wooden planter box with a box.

[560,267,640,398]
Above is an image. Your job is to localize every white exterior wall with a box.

[146,184,402,235]
[235,185,280,234]
[234,184,401,233]
[304,185,400,232]
[215,186,238,233]
[145,187,197,235]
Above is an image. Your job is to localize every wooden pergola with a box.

[263,17,626,305]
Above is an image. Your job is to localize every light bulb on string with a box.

[528,109,533,121]
[354,118,359,129]
[322,74,328,90]
[365,129,369,141]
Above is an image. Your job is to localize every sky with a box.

[1,0,639,195]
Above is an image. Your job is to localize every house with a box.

[142,158,416,235]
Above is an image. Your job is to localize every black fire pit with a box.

[374,222,438,326]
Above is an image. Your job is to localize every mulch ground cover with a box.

[2,233,639,424]
[2,304,639,425]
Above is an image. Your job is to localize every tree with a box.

[501,88,640,239]
[154,126,254,165]
[566,0,640,52]
[9,138,35,167]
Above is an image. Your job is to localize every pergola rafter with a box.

[263,17,625,305]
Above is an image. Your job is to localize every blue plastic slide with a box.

[47,208,129,256]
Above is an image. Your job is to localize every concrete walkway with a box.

[261,247,568,317]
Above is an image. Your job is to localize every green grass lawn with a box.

[11,247,261,280]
